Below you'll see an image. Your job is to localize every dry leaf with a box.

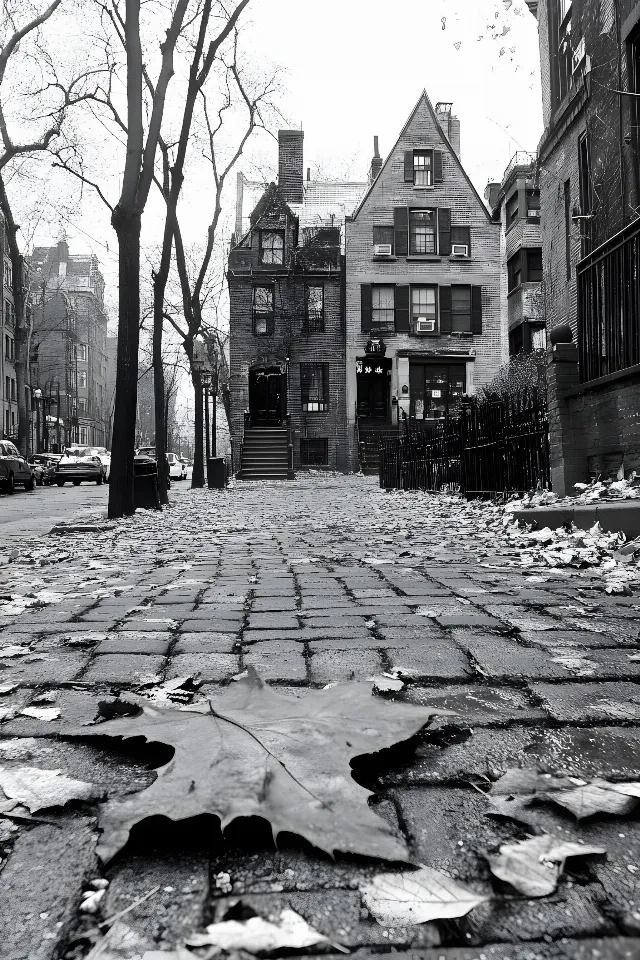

[489,768,640,820]
[0,765,101,812]
[70,666,446,863]
[20,706,61,721]
[360,864,488,925]
[186,908,330,953]
[488,834,605,897]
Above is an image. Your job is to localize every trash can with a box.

[134,455,160,509]
[207,456,226,489]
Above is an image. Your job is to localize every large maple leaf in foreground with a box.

[72,668,445,863]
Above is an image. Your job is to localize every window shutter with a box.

[438,208,452,256]
[404,151,414,182]
[439,286,452,333]
[395,285,410,332]
[361,284,372,332]
[471,286,483,334]
[434,151,443,182]
[394,207,408,256]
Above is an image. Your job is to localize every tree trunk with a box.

[108,208,141,519]
[191,368,204,489]
[153,272,169,505]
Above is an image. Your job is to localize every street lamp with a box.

[33,388,42,454]
[200,367,212,464]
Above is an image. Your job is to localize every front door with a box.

[249,368,285,426]
[356,357,391,419]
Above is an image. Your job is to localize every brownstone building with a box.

[228,132,365,477]
[528,0,640,491]
[345,93,504,471]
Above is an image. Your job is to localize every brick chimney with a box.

[278,130,304,204]
[369,136,383,183]
[435,103,461,160]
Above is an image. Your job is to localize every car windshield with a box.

[4,442,19,457]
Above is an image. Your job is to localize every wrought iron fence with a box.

[379,392,550,497]
[577,217,640,382]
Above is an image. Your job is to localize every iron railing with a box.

[577,216,640,382]
[379,392,550,497]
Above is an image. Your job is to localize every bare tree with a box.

[0,0,108,455]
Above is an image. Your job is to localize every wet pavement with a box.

[0,475,639,959]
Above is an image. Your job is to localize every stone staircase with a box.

[358,422,399,475]
[239,427,291,480]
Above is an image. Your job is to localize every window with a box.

[10,378,15,401]
[531,325,547,351]
[306,285,324,333]
[451,286,472,332]
[4,376,9,401]
[79,371,87,389]
[409,209,436,255]
[411,286,437,331]
[300,363,328,413]
[409,363,466,419]
[551,0,574,105]
[413,150,433,186]
[3,261,11,287]
[372,225,395,254]
[253,286,274,335]
[4,300,13,327]
[630,29,640,199]
[526,189,541,218]
[371,286,395,328]
[508,251,522,292]
[259,231,284,265]
[526,249,543,282]
[79,398,87,413]
[578,133,592,255]
[300,438,328,466]
[564,179,572,279]
[78,343,87,362]
[4,335,13,361]
[79,427,88,445]
[506,192,520,228]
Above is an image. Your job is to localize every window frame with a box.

[371,285,395,330]
[259,230,285,266]
[252,284,275,336]
[300,362,329,414]
[305,284,324,333]
[451,285,472,333]
[411,285,438,334]
[300,437,328,466]
[79,370,87,389]
[508,251,523,292]
[78,343,87,362]
[413,149,434,187]
[409,208,437,256]
[506,192,520,229]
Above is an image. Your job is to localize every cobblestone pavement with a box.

[0,475,639,959]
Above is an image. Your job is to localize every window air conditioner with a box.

[374,243,393,256]
[416,317,435,333]
[451,244,469,257]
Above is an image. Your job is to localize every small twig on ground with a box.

[98,885,160,929]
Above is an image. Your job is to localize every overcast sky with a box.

[35,0,543,417]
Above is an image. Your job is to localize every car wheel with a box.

[73,480,81,486]
[57,479,65,487]
[96,475,103,485]
[5,472,14,494]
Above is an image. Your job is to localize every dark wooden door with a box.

[357,374,389,419]
[250,369,285,426]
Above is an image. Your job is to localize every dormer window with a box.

[259,230,284,265]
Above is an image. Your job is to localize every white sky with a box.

[30,0,543,421]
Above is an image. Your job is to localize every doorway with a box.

[249,367,286,426]
[356,357,392,420]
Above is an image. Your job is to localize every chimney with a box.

[234,171,244,238]
[278,129,304,204]
[435,102,461,160]
[369,136,383,183]
[57,239,69,279]
[307,167,311,182]
[484,182,501,212]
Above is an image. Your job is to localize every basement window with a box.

[300,363,328,413]
[300,438,328,466]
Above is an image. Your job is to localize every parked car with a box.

[55,449,104,486]
[0,441,35,493]
[167,452,186,480]
[28,454,58,486]
[134,447,172,487]
[84,447,111,481]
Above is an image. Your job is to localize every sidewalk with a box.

[0,474,639,959]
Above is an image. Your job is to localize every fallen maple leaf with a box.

[70,666,447,863]
[488,834,605,897]
[360,864,488,925]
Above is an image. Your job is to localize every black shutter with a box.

[404,151,414,182]
[394,207,408,256]
[439,286,452,334]
[471,286,483,334]
[395,285,410,332]
[361,284,372,332]
[438,208,452,256]
[434,151,443,182]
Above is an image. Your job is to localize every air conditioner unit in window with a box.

[374,243,393,256]
[451,244,469,258]
[415,317,435,333]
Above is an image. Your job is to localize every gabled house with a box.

[345,93,504,471]
[227,131,366,478]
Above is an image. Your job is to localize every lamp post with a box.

[33,388,42,454]
[201,368,212,466]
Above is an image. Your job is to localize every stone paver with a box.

[1,474,640,958]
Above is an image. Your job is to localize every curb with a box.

[512,500,640,538]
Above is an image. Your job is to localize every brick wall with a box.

[345,93,504,469]
[229,189,348,473]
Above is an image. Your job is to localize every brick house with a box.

[0,214,18,442]
[528,0,640,491]
[228,131,366,477]
[487,152,545,356]
[345,93,504,471]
